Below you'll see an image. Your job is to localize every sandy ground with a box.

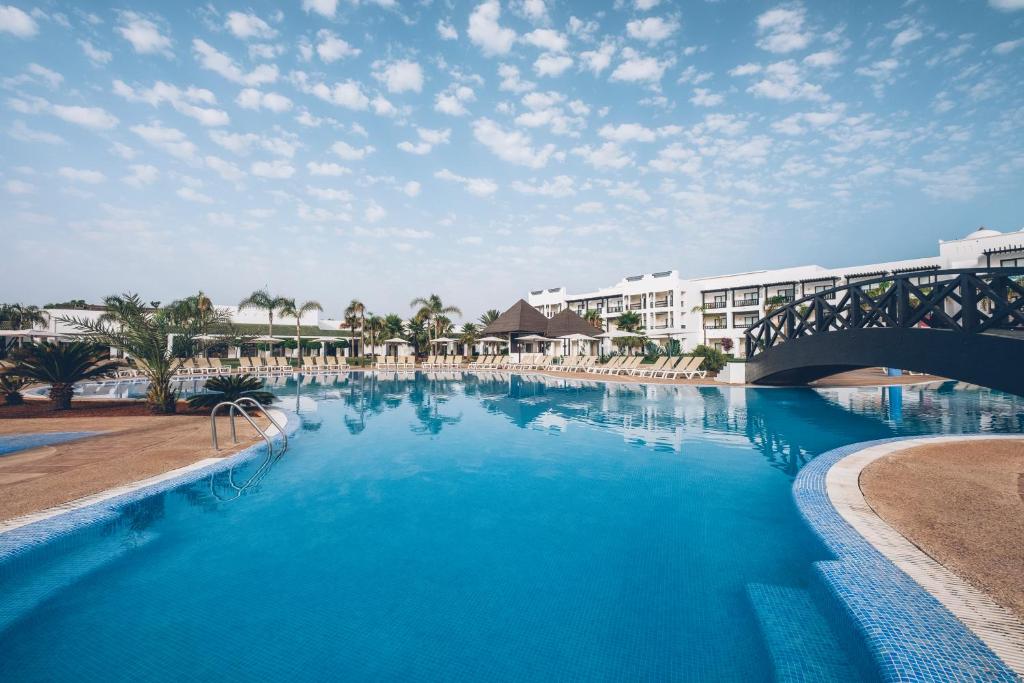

[0,413,267,523]
[860,439,1024,622]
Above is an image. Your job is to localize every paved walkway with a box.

[0,414,266,523]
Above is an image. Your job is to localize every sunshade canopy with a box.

[382,337,407,343]
[558,333,597,341]
[478,335,507,343]
[517,334,554,342]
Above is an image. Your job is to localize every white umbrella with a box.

[517,334,554,341]
[478,335,506,343]
[596,330,636,339]
[432,336,457,343]
[382,337,408,344]
[558,333,597,341]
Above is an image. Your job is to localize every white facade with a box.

[528,226,1024,355]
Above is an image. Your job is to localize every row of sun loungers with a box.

[549,354,707,379]
[420,355,468,369]
[374,355,417,371]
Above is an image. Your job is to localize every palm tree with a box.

[410,294,462,342]
[0,372,30,405]
[583,308,604,331]
[614,311,644,355]
[479,309,500,326]
[365,314,385,360]
[62,293,228,413]
[0,304,50,359]
[406,313,429,358]
[278,298,323,365]
[1,341,121,410]
[345,299,366,358]
[238,289,287,353]
[459,322,480,356]
[383,314,405,340]
[187,374,275,409]
[691,304,707,345]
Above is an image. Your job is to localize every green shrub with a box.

[691,344,728,373]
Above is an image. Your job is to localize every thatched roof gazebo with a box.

[545,309,601,337]
[481,299,552,359]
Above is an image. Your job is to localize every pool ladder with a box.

[210,399,287,453]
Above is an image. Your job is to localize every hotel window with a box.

[1001,257,1023,267]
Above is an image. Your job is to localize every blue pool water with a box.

[1,374,1021,681]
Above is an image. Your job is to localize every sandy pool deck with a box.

[860,438,1024,622]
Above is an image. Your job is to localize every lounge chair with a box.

[593,357,624,374]
[634,357,669,377]
[614,357,642,375]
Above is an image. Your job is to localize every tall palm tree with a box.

[238,289,287,352]
[383,314,405,340]
[410,294,462,342]
[278,298,323,365]
[2,341,121,410]
[365,314,384,360]
[614,311,644,355]
[0,304,50,359]
[345,299,366,358]
[479,309,500,326]
[64,293,228,413]
[459,322,479,356]
[583,309,604,331]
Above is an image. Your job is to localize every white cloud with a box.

[572,142,632,169]
[131,122,197,160]
[204,155,246,182]
[756,6,812,53]
[635,0,661,9]
[990,0,1024,8]
[610,48,671,83]
[79,39,112,65]
[598,123,656,143]
[373,59,424,93]
[226,11,277,40]
[364,201,387,223]
[855,58,899,96]
[307,161,351,176]
[437,19,458,40]
[510,175,575,197]
[803,50,841,68]
[523,28,568,52]
[435,83,477,115]
[690,88,724,107]
[397,127,451,155]
[402,180,421,197]
[51,104,119,129]
[994,38,1024,54]
[498,64,535,93]
[0,5,38,38]
[534,53,573,77]
[436,168,498,197]
[316,30,360,62]
[574,201,603,213]
[580,41,616,75]
[472,118,557,168]
[648,143,701,175]
[178,186,214,203]
[747,60,828,102]
[116,11,172,57]
[302,0,338,18]
[5,179,34,194]
[9,119,63,144]
[468,0,517,56]
[518,0,549,23]
[729,63,762,76]
[332,140,375,160]
[122,164,158,187]
[236,88,292,112]
[290,72,370,110]
[250,160,295,179]
[113,80,228,126]
[626,16,679,44]
[193,39,278,86]
[892,25,923,50]
[59,166,106,184]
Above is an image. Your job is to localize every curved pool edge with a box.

[794,435,1024,682]
[0,407,301,563]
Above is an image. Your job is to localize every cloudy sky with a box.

[2,0,1023,320]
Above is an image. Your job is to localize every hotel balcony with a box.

[628,303,642,310]
[606,306,623,314]
[703,301,728,310]
[704,322,728,330]
[733,298,760,307]
[653,299,670,308]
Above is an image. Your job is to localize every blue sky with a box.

[2,0,1023,320]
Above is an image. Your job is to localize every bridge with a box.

[744,268,1024,396]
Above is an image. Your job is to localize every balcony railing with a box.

[703,301,727,310]
[704,323,728,330]
[606,306,622,314]
[653,300,669,308]
[733,298,759,307]
[628,303,642,310]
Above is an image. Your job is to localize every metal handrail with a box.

[232,397,288,450]
[210,401,273,452]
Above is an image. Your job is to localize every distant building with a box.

[528,226,1024,354]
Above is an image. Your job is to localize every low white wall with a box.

[715,362,746,384]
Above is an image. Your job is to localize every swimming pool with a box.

[1,374,1021,681]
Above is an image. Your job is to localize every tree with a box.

[406,313,429,357]
[459,322,479,356]
[721,337,735,355]
[410,294,462,342]
[187,374,275,409]
[238,289,287,352]
[0,304,50,359]
[43,299,88,310]
[692,344,727,374]
[2,341,121,410]
[345,299,366,358]
[0,372,30,405]
[383,314,405,340]
[365,314,384,359]
[583,309,603,330]
[62,293,228,414]
[278,298,323,363]
[614,311,645,355]
[479,309,500,326]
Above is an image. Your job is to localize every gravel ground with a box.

[860,439,1024,622]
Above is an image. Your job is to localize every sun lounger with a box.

[593,357,624,374]
[634,357,670,377]
[614,357,642,375]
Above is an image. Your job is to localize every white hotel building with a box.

[528,226,1024,356]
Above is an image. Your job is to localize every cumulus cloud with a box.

[79,39,112,65]
[193,39,278,86]
[113,80,228,126]
[402,180,421,197]
[177,186,214,203]
[51,104,119,129]
[989,0,1024,10]
[435,168,498,197]
[205,155,246,182]
[116,11,173,56]
[236,88,292,112]
[131,122,197,160]
[316,30,360,62]
[610,48,672,83]
[373,59,424,93]
[580,41,616,75]
[746,60,827,102]
[510,175,575,197]
[225,11,277,40]
[534,53,573,77]
[598,123,657,143]
[9,119,64,144]
[437,19,458,40]
[756,6,812,53]
[332,140,375,160]
[307,161,351,176]
[497,64,535,93]
[523,28,568,52]
[397,127,451,154]
[302,0,338,18]
[250,160,295,179]
[472,117,558,168]
[0,5,37,38]
[59,166,106,184]
[690,88,724,107]
[289,71,370,110]
[626,16,679,44]
[571,142,632,169]
[468,0,517,56]
[435,83,477,115]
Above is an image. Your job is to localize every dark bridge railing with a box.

[745,268,1024,359]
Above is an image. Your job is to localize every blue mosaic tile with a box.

[793,437,1019,682]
